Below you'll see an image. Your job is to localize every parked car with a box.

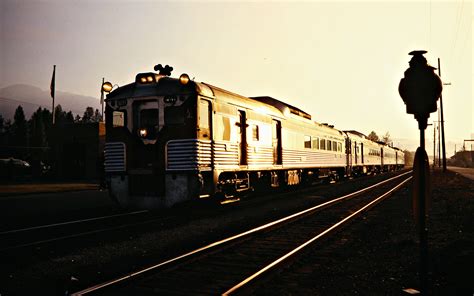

[0,158,32,180]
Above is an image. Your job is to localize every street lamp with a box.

[100,79,119,121]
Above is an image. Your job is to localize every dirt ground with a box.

[258,168,474,295]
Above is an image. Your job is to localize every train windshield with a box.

[138,108,158,139]
[134,100,159,140]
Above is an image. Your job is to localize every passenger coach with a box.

[104,66,404,209]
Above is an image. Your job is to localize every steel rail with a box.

[0,215,172,252]
[223,175,412,295]
[72,170,411,295]
[0,210,148,235]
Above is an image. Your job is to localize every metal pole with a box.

[438,58,447,172]
[101,77,105,122]
[433,122,436,168]
[419,128,428,294]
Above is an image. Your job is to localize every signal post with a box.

[398,50,443,295]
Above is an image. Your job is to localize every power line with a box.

[451,0,465,61]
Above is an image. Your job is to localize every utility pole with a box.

[438,112,441,167]
[433,122,436,168]
[438,58,447,172]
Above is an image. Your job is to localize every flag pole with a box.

[51,65,56,125]
[101,77,105,122]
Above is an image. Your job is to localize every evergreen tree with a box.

[1,119,12,146]
[93,109,102,122]
[11,105,28,147]
[29,107,46,148]
[0,114,4,133]
[41,108,52,131]
[65,111,74,123]
[367,131,379,142]
[54,104,70,125]
[82,106,94,123]
[0,114,6,145]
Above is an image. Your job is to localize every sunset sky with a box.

[1,0,472,152]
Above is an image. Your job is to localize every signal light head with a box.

[102,81,113,93]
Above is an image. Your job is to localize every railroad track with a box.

[0,170,406,254]
[72,171,412,295]
[0,210,155,252]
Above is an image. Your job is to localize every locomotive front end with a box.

[104,70,200,209]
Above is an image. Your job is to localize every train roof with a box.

[250,96,312,120]
[106,75,198,100]
[344,130,367,139]
[106,74,287,118]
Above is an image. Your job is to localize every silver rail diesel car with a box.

[104,69,404,209]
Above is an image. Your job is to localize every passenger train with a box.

[104,65,404,209]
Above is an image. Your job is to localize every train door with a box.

[272,119,282,165]
[238,110,248,165]
[345,137,352,175]
[381,147,384,167]
[361,143,364,164]
[354,141,358,165]
[198,99,211,140]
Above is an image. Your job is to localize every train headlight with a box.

[139,128,148,138]
[179,73,190,85]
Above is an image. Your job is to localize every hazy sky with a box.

[1,0,472,151]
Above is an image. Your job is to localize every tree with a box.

[29,107,46,148]
[0,114,4,133]
[65,111,74,123]
[382,132,391,145]
[1,119,12,146]
[367,131,379,142]
[0,114,7,145]
[41,108,52,132]
[54,104,65,125]
[82,106,95,123]
[93,109,102,122]
[11,105,28,147]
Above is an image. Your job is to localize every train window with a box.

[312,137,319,150]
[252,125,259,141]
[215,114,231,141]
[199,100,210,129]
[332,141,337,151]
[337,142,342,152]
[320,139,326,150]
[112,111,125,127]
[327,140,332,151]
[304,136,311,149]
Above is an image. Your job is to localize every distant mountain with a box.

[0,84,100,120]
